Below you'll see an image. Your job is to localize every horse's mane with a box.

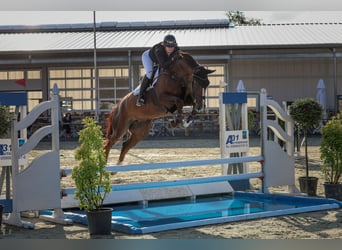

[179,51,200,69]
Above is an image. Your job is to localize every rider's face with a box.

[165,46,175,55]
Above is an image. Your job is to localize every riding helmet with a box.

[163,34,177,47]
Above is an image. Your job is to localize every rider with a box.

[136,34,181,106]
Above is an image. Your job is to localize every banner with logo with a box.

[224,130,249,153]
[0,138,27,166]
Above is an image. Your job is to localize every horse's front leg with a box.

[174,103,199,128]
[177,107,196,128]
[161,95,193,128]
[170,103,193,128]
[182,112,195,128]
[183,105,199,127]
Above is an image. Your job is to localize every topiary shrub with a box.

[289,98,323,178]
[320,112,342,184]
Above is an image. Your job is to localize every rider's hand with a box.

[172,52,181,61]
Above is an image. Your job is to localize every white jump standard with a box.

[0,84,71,228]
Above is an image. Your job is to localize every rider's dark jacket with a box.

[149,42,180,70]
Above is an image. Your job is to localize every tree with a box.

[289,98,323,177]
[226,11,262,25]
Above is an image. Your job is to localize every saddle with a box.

[133,66,159,96]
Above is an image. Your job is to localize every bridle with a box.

[191,66,210,109]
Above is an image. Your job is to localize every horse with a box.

[104,52,215,164]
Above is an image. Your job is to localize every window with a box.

[27,70,41,79]
[49,68,95,113]
[8,71,24,80]
[49,66,130,114]
[0,72,7,80]
[98,66,129,112]
[27,91,42,112]
[0,70,41,81]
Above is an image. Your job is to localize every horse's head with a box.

[167,52,215,112]
[191,66,216,111]
[173,52,216,111]
[167,56,194,93]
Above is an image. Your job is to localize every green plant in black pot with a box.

[71,117,112,235]
[320,112,342,200]
[289,98,322,196]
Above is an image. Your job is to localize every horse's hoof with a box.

[110,172,117,175]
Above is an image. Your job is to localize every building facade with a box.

[0,20,341,119]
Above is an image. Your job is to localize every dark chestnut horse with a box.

[104,52,215,164]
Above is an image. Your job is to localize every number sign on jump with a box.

[0,139,27,166]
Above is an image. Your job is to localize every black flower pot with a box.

[323,182,342,201]
[298,176,318,196]
[86,207,113,235]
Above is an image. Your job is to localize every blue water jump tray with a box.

[40,192,342,235]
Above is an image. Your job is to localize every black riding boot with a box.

[136,75,151,106]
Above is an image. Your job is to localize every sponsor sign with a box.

[224,130,249,153]
[0,138,27,166]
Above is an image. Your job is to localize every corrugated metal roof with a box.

[1,21,342,53]
[0,19,230,33]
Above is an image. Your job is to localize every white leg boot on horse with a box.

[169,113,193,128]
[182,115,194,128]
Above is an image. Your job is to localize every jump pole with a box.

[61,155,265,207]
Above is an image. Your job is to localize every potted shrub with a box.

[71,117,112,235]
[320,112,342,200]
[289,98,323,196]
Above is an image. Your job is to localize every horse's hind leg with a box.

[118,120,153,164]
[104,129,120,161]
[104,122,129,162]
[104,137,115,161]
